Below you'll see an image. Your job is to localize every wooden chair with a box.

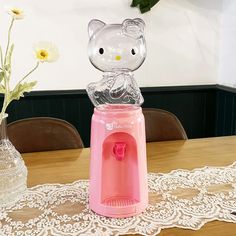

[7,117,84,153]
[142,108,188,142]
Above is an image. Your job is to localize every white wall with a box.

[0,0,222,90]
[219,0,236,87]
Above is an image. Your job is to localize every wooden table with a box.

[23,136,236,236]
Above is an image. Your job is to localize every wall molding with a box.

[19,84,218,97]
[216,84,236,94]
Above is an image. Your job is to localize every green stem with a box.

[0,75,9,122]
[1,98,8,120]
[4,18,14,66]
[0,62,40,122]
[16,62,40,87]
[0,18,15,122]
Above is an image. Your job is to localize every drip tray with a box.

[102,196,139,207]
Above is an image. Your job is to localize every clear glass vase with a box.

[0,114,27,206]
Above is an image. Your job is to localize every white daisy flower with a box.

[33,42,59,63]
[7,6,25,20]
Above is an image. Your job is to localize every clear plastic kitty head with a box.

[88,18,146,72]
[87,19,146,107]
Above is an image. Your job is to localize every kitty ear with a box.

[122,18,145,39]
[88,19,105,37]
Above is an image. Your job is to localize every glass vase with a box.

[0,114,27,206]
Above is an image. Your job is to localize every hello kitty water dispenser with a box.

[87,18,148,218]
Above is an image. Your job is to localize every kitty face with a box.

[88,18,146,72]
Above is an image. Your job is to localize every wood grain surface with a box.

[22,136,236,236]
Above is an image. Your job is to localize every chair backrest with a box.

[142,108,188,142]
[7,117,84,153]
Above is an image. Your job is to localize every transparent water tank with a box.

[86,18,146,107]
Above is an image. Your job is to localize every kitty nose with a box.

[115,55,121,61]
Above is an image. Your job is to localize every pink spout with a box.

[113,142,126,161]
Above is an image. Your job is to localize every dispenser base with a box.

[90,196,147,218]
[103,196,138,207]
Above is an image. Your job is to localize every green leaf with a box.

[131,0,141,7]
[140,6,151,13]
[0,71,4,83]
[10,81,37,101]
[5,44,14,72]
[0,84,5,94]
[140,1,151,13]
[150,0,161,8]
[131,0,161,13]
[139,0,150,11]
[4,64,11,72]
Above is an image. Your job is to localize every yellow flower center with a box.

[115,55,121,61]
[37,50,49,60]
[11,8,21,15]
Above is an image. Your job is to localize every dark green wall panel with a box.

[2,85,220,147]
[215,86,236,136]
[142,88,217,139]
[4,84,236,147]
[5,94,94,147]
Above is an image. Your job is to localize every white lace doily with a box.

[1,162,236,236]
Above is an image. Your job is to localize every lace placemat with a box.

[1,162,236,236]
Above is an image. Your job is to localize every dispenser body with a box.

[89,104,148,217]
[86,18,148,218]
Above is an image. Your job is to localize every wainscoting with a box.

[2,84,235,147]
[215,85,236,136]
